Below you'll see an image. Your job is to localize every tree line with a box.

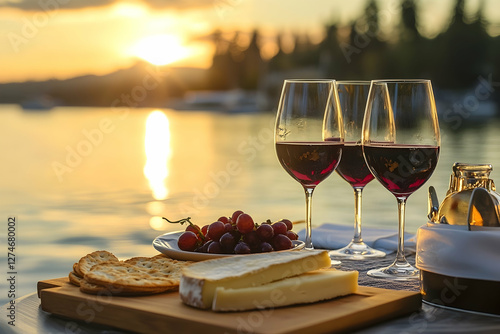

[206,0,500,93]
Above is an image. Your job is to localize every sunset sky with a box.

[1,0,499,83]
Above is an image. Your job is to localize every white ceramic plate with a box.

[152,231,305,261]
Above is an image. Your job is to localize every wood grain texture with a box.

[38,278,421,334]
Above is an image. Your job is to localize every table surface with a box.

[2,255,500,334]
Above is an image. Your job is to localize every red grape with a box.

[234,242,251,254]
[197,240,212,253]
[185,224,204,241]
[231,210,244,223]
[272,234,293,251]
[208,241,223,254]
[286,230,299,240]
[272,222,288,235]
[218,216,230,224]
[185,224,200,234]
[280,219,293,231]
[224,223,234,233]
[220,232,237,251]
[207,221,226,241]
[260,242,274,252]
[177,231,199,251]
[201,225,209,236]
[236,213,255,234]
[242,230,260,246]
[256,224,274,241]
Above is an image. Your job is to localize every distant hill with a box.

[0,61,207,108]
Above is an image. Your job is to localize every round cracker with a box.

[79,279,171,296]
[78,250,119,276]
[68,271,83,287]
[79,279,106,294]
[74,251,188,296]
[84,262,179,291]
[72,263,83,278]
[125,256,190,279]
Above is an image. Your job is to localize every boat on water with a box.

[20,95,58,111]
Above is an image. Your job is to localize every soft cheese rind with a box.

[212,269,358,311]
[180,250,331,309]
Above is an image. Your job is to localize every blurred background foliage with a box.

[208,0,498,91]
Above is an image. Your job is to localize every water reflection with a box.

[146,200,168,231]
[144,110,171,199]
[149,216,166,230]
[144,110,172,230]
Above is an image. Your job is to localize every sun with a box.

[131,34,190,66]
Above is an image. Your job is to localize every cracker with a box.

[74,262,84,278]
[72,251,189,296]
[72,263,82,278]
[84,261,182,291]
[68,271,83,287]
[123,256,151,265]
[124,255,190,279]
[78,250,119,276]
[79,279,170,296]
[79,278,106,294]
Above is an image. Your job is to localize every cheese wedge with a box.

[180,250,331,309]
[213,269,358,311]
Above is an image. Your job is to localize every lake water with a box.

[1,104,499,305]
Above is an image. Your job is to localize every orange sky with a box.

[1,0,499,83]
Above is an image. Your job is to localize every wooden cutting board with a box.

[38,277,421,334]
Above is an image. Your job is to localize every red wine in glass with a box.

[363,144,440,198]
[363,79,441,279]
[275,141,343,188]
[327,81,386,260]
[336,142,375,188]
[275,79,344,251]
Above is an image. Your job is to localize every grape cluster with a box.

[171,211,299,254]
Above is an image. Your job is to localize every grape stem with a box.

[162,216,206,241]
[163,216,193,225]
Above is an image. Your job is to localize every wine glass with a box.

[328,81,386,259]
[275,79,344,250]
[362,79,440,280]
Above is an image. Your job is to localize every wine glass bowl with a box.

[362,79,440,280]
[328,81,386,260]
[275,79,344,250]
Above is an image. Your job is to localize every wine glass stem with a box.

[304,187,315,249]
[395,197,408,264]
[352,187,363,244]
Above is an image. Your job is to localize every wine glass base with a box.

[329,241,386,260]
[367,261,419,281]
[330,259,342,266]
